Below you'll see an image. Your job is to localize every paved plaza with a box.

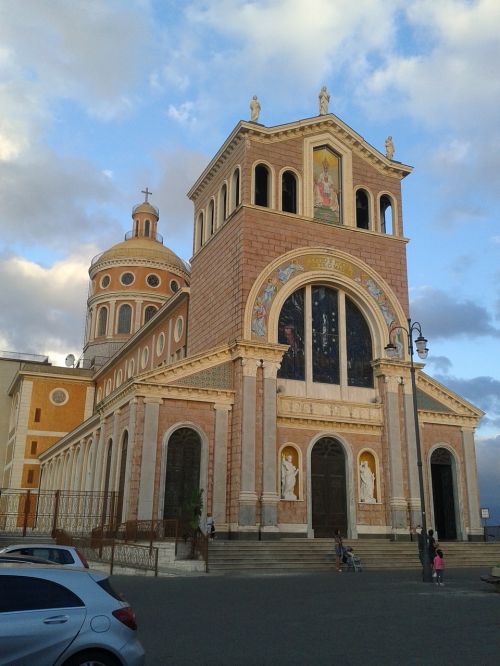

[112,569,500,665]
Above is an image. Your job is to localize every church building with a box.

[23,97,484,541]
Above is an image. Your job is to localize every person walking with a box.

[433,548,445,586]
[334,528,344,572]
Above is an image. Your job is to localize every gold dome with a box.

[92,237,190,274]
[132,201,159,218]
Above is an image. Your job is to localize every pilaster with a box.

[238,358,259,528]
[213,403,231,531]
[137,397,161,520]
[462,427,483,539]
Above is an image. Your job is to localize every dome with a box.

[92,237,190,274]
[132,201,159,218]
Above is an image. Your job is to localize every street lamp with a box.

[385,318,433,583]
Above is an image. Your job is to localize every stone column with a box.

[402,379,422,528]
[213,403,231,534]
[110,410,121,490]
[238,359,259,531]
[384,375,408,536]
[462,427,483,540]
[137,398,161,520]
[260,361,280,533]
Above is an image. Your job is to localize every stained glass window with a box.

[277,288,305,380]
[346,296,373,387]
[277,285,373,387]
[312,286,339,384]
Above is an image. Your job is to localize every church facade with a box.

[31,106,483,541]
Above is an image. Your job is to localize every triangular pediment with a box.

[417,372,484,425]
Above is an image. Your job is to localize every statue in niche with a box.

[359,460,376,503]
[385,136,395,160]
[318,86,330,115]
[281,453,299,500]
[250,95,261,122]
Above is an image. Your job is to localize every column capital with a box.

[213,403,232,412]
[241,358,260,378]
[262,360,281,380]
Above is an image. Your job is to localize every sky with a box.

[0,0,498,522]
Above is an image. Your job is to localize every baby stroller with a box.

[343,547,362,572]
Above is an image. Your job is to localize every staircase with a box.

[207,539,500,574]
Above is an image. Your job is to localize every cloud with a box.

[0,150,122,252]
[426,356,453,374]
[411,287,500,340]
[0,251,91,358]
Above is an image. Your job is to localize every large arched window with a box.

[117,304,132,334]
[254,164,269,207]
[97,307,108,337]
[282,171,297,214]
[380,194,393,234]
[356,189,370,229]
[277,285,373,387]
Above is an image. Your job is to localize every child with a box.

[433,548,445,586]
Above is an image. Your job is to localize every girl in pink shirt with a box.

[433,548,445,586]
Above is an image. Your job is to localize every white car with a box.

[0,543,89,568]
[0,562,145,666]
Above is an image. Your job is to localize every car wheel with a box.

[63,649,121,666]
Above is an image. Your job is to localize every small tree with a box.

[181,488,204,557]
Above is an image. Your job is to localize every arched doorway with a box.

[311,437,347,537]
[431,448,457,540]
[163,428,202,520]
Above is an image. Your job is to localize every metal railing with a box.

[484,526,500,542]
[0,489,118,538]
[56,531,159,576]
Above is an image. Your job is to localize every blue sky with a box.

[0,0,498,520]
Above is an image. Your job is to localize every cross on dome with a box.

[141,187,152,202]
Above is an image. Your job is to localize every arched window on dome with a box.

[282,170,297,214]
[356,189,370,230]
[277,285,373,388]
[117,304,132,334]
[144,305,157,323]
[144,219,150,237]
[97,307,108,337]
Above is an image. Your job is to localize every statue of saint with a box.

[359,460,376,503]
[318,86,330,115]
[385,136,395,160]
[250,95,261,122]
[281,454,299,500]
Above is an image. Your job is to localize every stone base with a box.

[469,534,485,542]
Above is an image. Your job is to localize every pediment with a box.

[417,372,484,424]
[137,345,233,391]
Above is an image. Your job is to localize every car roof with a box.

[0,562,105,579]
[1,543,77,549]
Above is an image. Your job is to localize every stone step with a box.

[207,540,500,573]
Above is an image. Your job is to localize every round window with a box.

[50,388,68,406]
[141,346,150,369]
[121,272,135,286]
[116,369,123,387]
[147,274,160,288]
[170,280,179,293]
[100,275,111,288]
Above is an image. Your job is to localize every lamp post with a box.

[385,318,433,583]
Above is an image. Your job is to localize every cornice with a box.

[188,115,412,201]
[278,395,383,433]
[89,256,190,281]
